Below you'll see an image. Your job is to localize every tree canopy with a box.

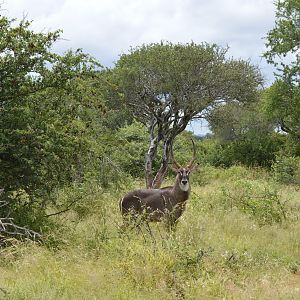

[264,0,300,82]
[263,0,300,139]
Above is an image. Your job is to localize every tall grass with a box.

[1,166,300,299]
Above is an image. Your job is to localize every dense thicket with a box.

[0,16,109,231]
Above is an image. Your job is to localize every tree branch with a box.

[0,218,41,242]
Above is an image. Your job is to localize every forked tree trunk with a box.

[145,137,174,189]
[151,138,172,189]
[144,115,190,189]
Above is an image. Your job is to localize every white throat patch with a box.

[179,182,189,192]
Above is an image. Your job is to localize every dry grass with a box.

[0,166,300,299]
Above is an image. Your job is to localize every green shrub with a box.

[198,134,285,168]
[272,155,300,185]
[220,179,287,225]
[112,122,149,177]
[192,165,220,185]
[192,165,269,187]
[1,189,47,232]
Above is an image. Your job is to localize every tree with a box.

[264,0,300,81]
[207,101,284,167]
[0,17,59,103]
[100,69,134,130]
[207,102,272,141]
[262,80,300,138]
[113,42,262,188]
[0,15,105,231]
[263,0,300,139]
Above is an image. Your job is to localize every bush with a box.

[220,179,287,225]
[198,134,285,168]
[112,123,149,177]
[272,155,300,185]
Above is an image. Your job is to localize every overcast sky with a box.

[2,0,277,134]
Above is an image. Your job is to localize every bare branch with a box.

[45,198,80,217]
[0,218,41,242]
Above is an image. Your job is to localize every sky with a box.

[2,0,277,134]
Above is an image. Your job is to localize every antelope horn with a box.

[170,141,181,169]
[187,139,196,169]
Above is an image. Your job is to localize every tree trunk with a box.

[145,118,163,188]
[145,136,160,188]
[151,138,173,189]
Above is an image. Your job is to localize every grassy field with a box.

[1,166,300,299]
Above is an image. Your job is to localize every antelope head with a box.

[170,139,197,192]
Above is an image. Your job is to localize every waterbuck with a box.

[119,140,197,228]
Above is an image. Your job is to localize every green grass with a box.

[1,166,300,299]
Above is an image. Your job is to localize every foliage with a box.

[0,17,59,103]
[219,179,287,225]
[100,69,134,130]
[192,164,270,186]
[0,15,117,231]
[208,101,274,142]
[113,122,149,177]
[1,5,300,299]
[3,189,45,232]
[264,0,300,81]
[1,77,103,191]
[114,42,262,126]
[263,0,300,139]
[221,135,284,167]
[110,123,196,179]
[206,98,289,167]
[262,80,300,139]
[272,154,300,184]
[197,133,285,168]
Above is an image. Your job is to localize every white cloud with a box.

[3,0,65,20]
[2,0,276,81]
